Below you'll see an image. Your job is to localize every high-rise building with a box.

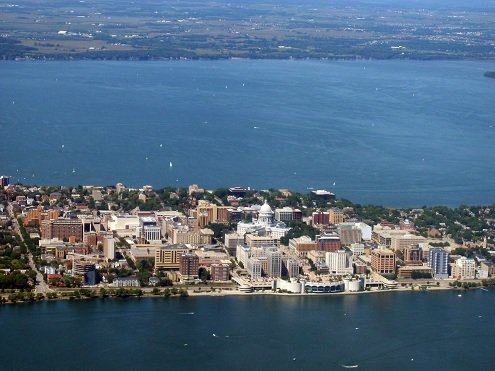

[289,236,317,257]
[210,263,230,281]
[452,257,476,280]
[155,244,190,270]
[428,247,449,279]
[245,234,279,249]
[404,245,423,266]
[41,219,83,242]
[179,253,199,279]
[266,248,282,278]
[247,257,262,280]
[274,207,295,222]
[103,237,115,260]
[144,225,161,243]
[312,211,330,226]
[316,233,341,252]
[0,176,10,188]
[329,207,344,225]
[337,223,362,245]
[236,244,251,268]
[371,248,396,275]
[225,233,244,256]
[326,250,353,275]
[23,207,42,226]
[285,257,300,278]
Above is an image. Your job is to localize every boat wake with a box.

[341,364,358,369]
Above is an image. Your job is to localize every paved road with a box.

[7,203,52,294]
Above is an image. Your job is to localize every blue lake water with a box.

[1,290,494,370]
[1,60,494,206]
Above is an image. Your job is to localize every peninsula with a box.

[1,177,494,304]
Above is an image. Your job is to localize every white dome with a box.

[259,201,273,215]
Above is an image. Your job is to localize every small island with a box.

[484,71,495,79]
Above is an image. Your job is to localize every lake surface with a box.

[1,60,494,206]
[1,290,494,370]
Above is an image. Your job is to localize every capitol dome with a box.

[259,200,273,215]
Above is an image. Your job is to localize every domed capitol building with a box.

[236,200,291,239]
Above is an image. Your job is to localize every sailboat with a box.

[169,161,173,168]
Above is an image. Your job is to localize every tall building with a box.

[143,225,161,243]
[245,234,279,249]
[266,248,282,278]
[225,233,244,256]
[274,207,301,222]
[329,207,344,225]
[41,219,83,242]
[285,257,300,278]
[337,223,362,245]
[316,233,341,252]
[23,207,42,226]
[404,245,423,266]
[179,253,199,279]
[371,248,396,275]
[155,244,190,270]
[236,244,251,268]
[326,250,353,275]
[247,257,262,280]
[210,263,230,281]
[390,234,426,252]
[452,257,476,280]
[312,211,330,226]
[289,236,317,257]
[0,176,10,188]
[103,237,115,260]
[428,247,449,279]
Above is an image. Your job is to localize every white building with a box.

[236,244,251,268]
[143,225,161,243]
[247,257,262,280]
[326,250,353,276]
[103,237,115,260]
[286,257,300,278]
[355,222,372,241]
[452,257,476,280]
[236,201,291,239]
[349,243,365,257]
[274,207,294,222]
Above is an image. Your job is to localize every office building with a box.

[210,263,230,281]
[289,236,317,257]
[371,248,396,275]
[41,219,83,242]
[285,257,300,278]
[266,248,282,278]
[155,244,190,270]
[312,211,330,226]
[103,237,115,260]
[329,207,344,225]
[224,233,244,256]
[428,247,449,279]
[316,233,342,252]
[452,257,476,280]
[179,253,199,279]
[247,257,262,280]
[403,245,423,266]
[326,250,353,275]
